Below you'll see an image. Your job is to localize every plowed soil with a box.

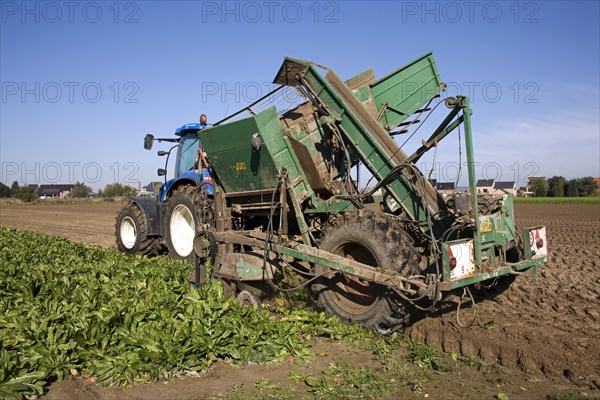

[407,204,600,391]
[1,202,599,399]
[0,203,121,248]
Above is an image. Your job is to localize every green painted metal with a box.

[200,107,313,202]
[441,240,543,290]
[370,53,443,131]
[448,260,541,290]
[407,115,464,164]
[499,194,517,243]
[216,233,424,293]
[229,257,272,281]
[303,199,355,214]
[279,56,445,234]
[461,97,483,265]
[199,114,279,192]
[199,55,547,298]
[216,230,542,292]
[254,107,313,203]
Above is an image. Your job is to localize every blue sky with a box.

[1,0,599,190]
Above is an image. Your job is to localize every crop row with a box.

[0,227,323,399]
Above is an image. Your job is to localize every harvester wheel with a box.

[115,203,162,256]
[237,290,261,310]
[313,210,421,331]
[164,185,199,263]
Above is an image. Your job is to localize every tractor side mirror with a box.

[157,168,167,177]
[157,151,168,156]
[144,134,154,150]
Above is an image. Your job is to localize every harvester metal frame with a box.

[116,53,548,330]
[205,93,545,296]
[200,55,547,296]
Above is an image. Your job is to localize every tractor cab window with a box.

[175,133,199,178]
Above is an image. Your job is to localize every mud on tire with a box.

[115,202,162,256]
[312,210,421,330]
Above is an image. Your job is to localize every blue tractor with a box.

[115,115,213,261]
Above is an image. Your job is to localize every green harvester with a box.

[116,53,548,331]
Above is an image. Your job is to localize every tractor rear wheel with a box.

[313,210,421,330]
[164,185,199,263]
[115,203,161,256]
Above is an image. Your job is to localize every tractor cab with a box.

[157,121,214,202]
[174,123,202,179]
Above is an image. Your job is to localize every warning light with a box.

[448,247,457,268]
[528,227,547,258]
[200,114,207,127]
[534,229,544,249]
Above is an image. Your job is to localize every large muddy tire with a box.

[115,203,161,256]
[312,210,421,330]
[164,185,198,263]
[237,290,261,310]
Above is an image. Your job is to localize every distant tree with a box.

[577,176,599,197]
[16,186,36,203]
[102,183,137,197]
[565,179,579,197]
[97,189,103,197]
[70,181,92,198]
[10,181,19,197]
[547,176,565,197]
[0,182,11,198]
[532,178,548,197]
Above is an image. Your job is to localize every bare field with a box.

[407,204,600,390]
[0,203,122,248]
[1,202,599,398]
